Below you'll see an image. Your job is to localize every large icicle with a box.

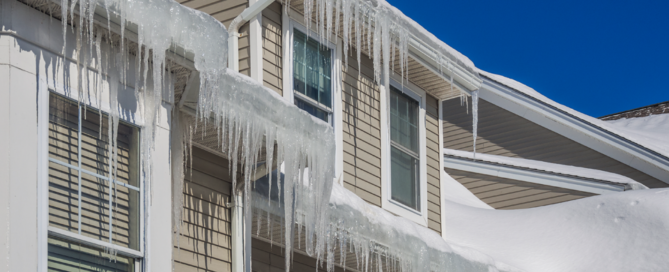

[472,89,479,159]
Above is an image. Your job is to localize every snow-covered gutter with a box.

[443,150,636,195]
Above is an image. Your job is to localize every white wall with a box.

[0,0,173,270]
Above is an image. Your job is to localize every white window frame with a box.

[285,18,338,125]
[37,80,145,271]
[381,75,428,226]
[283,10,344,179]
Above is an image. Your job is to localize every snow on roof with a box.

[444,148,648,190]
[441,188,669,272]
[477,69,669,159]
[604,114,669,160]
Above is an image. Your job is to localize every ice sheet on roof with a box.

[444,148,648,190]
[478,69,669,158]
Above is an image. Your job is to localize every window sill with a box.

[383,199,428,227]
[48,226,143,259]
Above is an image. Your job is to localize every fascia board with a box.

[407,39,481,92]
[443,157,625,195]
[480,78,669,185]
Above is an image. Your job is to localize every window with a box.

[390,86,420,211]
[47,93,141,270]
[292,29,333,123]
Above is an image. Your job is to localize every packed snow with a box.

[605,114,669,158]
[442,188,669,272]
[444,148,648,190]
[478,69,669,159]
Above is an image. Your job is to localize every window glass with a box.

[48,237,135,271]
[389,86,420,211]
[390,87,419,153]
[391,146,419,210]
[48,93,140,251]
[295,97,329,122]
[293,29,332,119]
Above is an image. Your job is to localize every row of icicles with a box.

[53,0,481,271]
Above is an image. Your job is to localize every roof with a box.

[477,69,669,161]
[599,100,669,121]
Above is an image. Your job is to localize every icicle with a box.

[472,89,479,159]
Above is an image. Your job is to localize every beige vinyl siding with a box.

[446,168,596,209]
[174,147,233,272]
[179,0,250,76]
[48,94,139,250]
[442,98,667,189]
[342,47,383,207]
[262,2,283,95]
[252,238,348,272]
[425,94,441,234]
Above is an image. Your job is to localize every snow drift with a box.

[442,188,669,272]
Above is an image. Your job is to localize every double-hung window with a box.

[389,86,421,211]
[292,29,333,123]
[47,93,141,271]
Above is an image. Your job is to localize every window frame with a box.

[382,76,428,226]
[285,17,338,126]
[38,86,145,271]
[283,10,345,179]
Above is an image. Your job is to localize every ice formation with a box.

[53,0,493,270]
[252,180,522,272]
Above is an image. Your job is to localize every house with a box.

[1,0,667,271]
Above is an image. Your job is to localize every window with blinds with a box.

[293,29,333,123]
[47,93,140,270]
[389,86,420,211]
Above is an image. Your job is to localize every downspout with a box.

[229,2,275,272]
[227,0,275,72]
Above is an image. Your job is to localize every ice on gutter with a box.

[444,148,648,191]
[253,177,523,272]
[57,0,335,269]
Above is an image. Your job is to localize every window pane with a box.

[49,95,79,165]
[48,92,140,250]
[391,146,419,210]
[390,87,419,153]
[293,30,332,110]
[295,98,329,122]
[48,160,80,233]
[48,237,135,272]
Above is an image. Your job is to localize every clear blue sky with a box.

[386,0,669,117]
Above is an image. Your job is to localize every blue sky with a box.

[386,0,669,117]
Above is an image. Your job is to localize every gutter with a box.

[443,155,629,195]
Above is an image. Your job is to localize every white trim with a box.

[249,0,263,82]
[480,78,669,185]
[437,98,448,238]
[48,226,143,259]
[37,78,49,272]
[380,76,428,227]
[443,156,626,195]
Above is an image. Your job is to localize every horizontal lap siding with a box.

[446,168,595,209]
[442,98,666,189]
[262,2,283,95]
[342,48,382,207]
[179,0,250,76]
[425,94,441,234]
[252,238,348,272]
[174,147,233,272]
